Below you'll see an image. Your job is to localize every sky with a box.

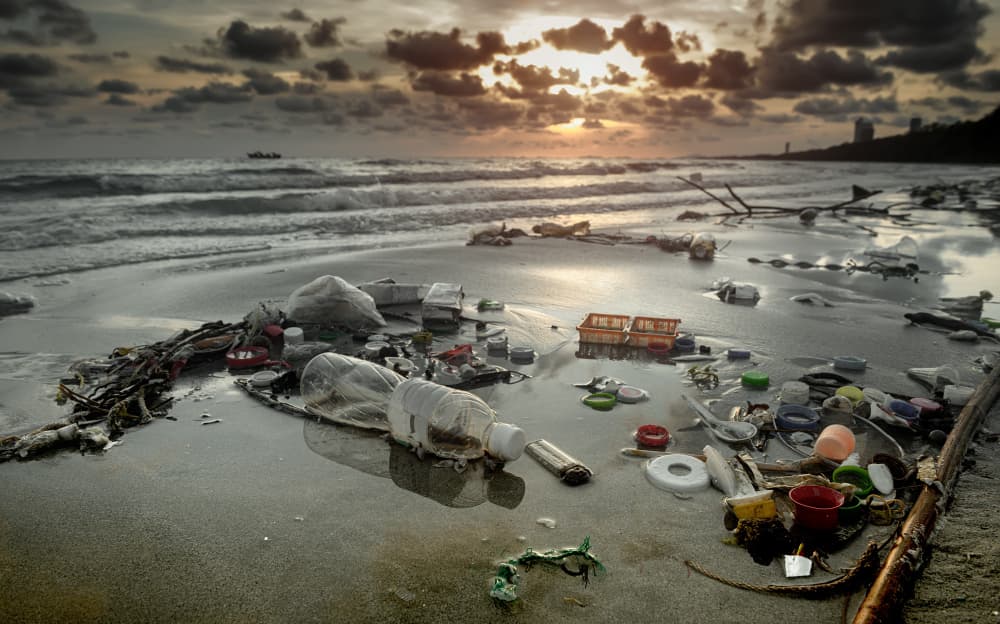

[1,0,999,159]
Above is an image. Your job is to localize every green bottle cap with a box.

[741,370,770,388]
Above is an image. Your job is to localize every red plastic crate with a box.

[627,316,681,349]
[577,313,630,345]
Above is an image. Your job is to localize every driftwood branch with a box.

[678,177,741,214]
[681,177,883,220]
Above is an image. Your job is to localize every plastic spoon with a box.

[682,394,758,443]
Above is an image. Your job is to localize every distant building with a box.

[909,117,922,133]
[854,117,874,143]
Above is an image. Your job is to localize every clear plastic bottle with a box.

[300,353,403,431]
[386,378,525,462]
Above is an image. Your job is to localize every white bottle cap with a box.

[284,326,304,344]
[486,422,526,462]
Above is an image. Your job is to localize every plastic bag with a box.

[286,275,386,329]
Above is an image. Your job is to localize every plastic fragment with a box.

[489,536,605,603]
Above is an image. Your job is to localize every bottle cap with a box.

[741,370,769,388]
[284,326,304,344]
[486,422,526,462]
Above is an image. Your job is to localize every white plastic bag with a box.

[286,275,386,328]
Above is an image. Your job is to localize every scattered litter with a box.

[646,454,710,492]
[490,536,604,603]
[525,439,593,485]
[790,293,834,307]
[947,330,978,342]
[286,275,386,328]
[536,517,558,528]
[713,278,760,304]
[201,419,222,425]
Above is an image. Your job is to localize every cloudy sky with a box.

[1,0,998,158]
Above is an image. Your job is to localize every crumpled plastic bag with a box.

[286,275,386,329]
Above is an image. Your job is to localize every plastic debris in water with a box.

[536,517,557,528]
[490,536,605,603]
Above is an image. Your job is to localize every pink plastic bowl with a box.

[789,485,845,531]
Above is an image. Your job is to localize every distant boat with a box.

[247,151,281,159]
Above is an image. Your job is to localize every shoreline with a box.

[2,220,998,622]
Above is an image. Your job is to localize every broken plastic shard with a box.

[906,365,960,391]
[536,517,557,528]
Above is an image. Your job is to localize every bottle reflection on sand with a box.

[302,419,525,509]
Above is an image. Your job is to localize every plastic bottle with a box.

[386,378,525,462]
[300,353,404,431]
[814,424,856,462]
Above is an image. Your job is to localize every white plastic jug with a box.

[386,378,525,462]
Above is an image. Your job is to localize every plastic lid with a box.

[867,463,894,495]
[835,385,864,405]
[909,397,942,415]
[509,346,535,363]
[616,386,648,404]
[365,340,390,353]
[384,357,416,372]
[775,404,821,431]
[486,422,525,462]
[250,370,280,387]
[833,355,867,371]
[284,326,304,344]
[727,348,751,360]
[635,424,670,448]
[780,381,810,405]
[582,392,617,410]
[741,370,769,388]
[646,454,710,493]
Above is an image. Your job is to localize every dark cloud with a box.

[665,94,715,118]
[348,99,382,118]
[493,59,577,93]
[709,116,750,127]
[704,49,754,90]
[946,95,985,114]
[939,69,1000,91]
[292,81,321,95]
[411,71,485,97]
[581,118,603,129]
[241,68,290,95]
[543,18,613,54]
[304,17,345,47]
[675,31,702,53]
[754,48,892,95]
[97,78,139,94]
[603,64,633,86]
[644,95,665,108]
[720,93,762,116]
[0,0,96,46]
[0,52,59,85]
[156,56,232,74]
[281,8,311,22]
[772,0,990,50]
[155,82,253,112]
[792,95,898,119]
[618,100,642,116]
[152,96,197,114]
[357,69,378,82]
[642,53,702,88]
[68,53,112,64]
[386,28,511,71]
[771,1,990,74]
[112,50,129,59]
[298,67,324,81]
[371,86,408,108]
[877,40,984,73]
[275,95,328,112]
[759,113,803,123]
[214,20,302,63]
[104,93,136,106]
[6,82,94,107]
[611,15,672,57]
[753,12,767,33]
[322,111,344,125]
[456,98,523,130]
[314,58,353,81]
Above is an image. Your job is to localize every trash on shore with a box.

[524,439,592,485]
[531,220,591,238]
[286,275,386,328]
[712,278,760,304]
[0,291,35,317]
[490,536,605,603]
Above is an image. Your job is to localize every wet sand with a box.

[2,220,999,623]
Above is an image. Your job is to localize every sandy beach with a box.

[3,205,999,623]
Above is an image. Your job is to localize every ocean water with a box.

[0,157,997,283]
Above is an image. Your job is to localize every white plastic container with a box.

[300,353,403,430]
[780,381,810,406]
[387,378,525,462]
[284,326,304,345]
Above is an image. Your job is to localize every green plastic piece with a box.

[741,370,770,388]
[582,392,617,410]
[983,317,1000,329]
[490,536,606,603]
[477,299,505,311]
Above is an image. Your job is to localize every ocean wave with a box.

[0,160,685,200]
